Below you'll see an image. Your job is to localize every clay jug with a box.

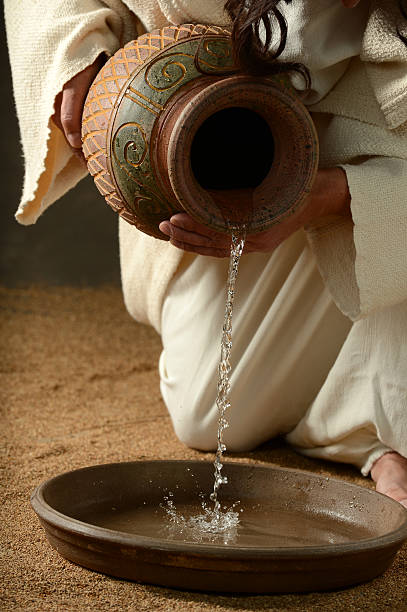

[82,24,318,240]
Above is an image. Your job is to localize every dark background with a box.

[1,22,120,287]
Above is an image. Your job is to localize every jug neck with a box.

[151,74,279,232]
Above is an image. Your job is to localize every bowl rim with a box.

[30,459,407,559]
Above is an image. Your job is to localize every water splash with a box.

[161,491,240,544]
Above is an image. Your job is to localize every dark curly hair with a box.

[224,0,407,87]
[224,0,310,87]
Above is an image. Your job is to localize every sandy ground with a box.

[1,286,406,611]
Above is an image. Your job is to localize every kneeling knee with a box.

[171,412,218,451]
[171,410,259,453]
[162,379,261,452]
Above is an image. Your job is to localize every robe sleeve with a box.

[4,0,139,225]
[306,154,407,320]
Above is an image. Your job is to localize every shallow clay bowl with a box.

[31,460,407,593]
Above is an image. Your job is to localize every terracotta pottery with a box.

[31,460,407,593]
[82,24,318,239]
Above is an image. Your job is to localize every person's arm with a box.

[4,0,138,225]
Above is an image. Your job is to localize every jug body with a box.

[82,24,318,239]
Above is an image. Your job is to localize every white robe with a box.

[5,0,407,472]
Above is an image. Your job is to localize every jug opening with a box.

[162,75,318,234]
[190,106,275,228]
[190,107,274,191]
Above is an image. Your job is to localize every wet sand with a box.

[1,286,406,611]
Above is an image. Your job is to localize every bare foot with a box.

[371,452,407,508]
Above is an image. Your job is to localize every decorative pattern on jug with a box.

[82,24,233,239]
